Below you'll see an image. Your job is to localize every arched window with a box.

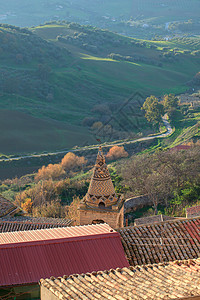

[98,202,105,209]
[92,219,105,224]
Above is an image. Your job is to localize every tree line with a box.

[118,144,200,216]
[0,146,128,218]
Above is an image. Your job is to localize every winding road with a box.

[0,115,173,162]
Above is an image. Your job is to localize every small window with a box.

[98,202,105,209]
[92,219,105,224]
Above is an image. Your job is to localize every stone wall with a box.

[134,214,176,226]
[124,195,152,213]
[78,206,124,229]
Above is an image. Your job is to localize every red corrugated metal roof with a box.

[0,224,129,287]
[170,145,191,151]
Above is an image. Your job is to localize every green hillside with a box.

[0,22,200,154]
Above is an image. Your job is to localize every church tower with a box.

[77,147,125,228]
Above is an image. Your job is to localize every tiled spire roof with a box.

[92,146,111,180]
[85,147,117,206]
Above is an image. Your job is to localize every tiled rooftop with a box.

[134,214,176,226]
[40,257,200,300]
[118,217,200,266]
[170,145,191,152]
[0,216,73,232]
[186,205,200,218]
[0,195,19,217]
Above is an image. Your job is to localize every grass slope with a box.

[167,108,200,147]
[33,23,200,96]
[0,23,200,154]
[0,110,95,154]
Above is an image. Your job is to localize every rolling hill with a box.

[1,0,200,39]
[0,22,200,154]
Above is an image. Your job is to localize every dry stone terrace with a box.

[40,258,200,300]
[118,216,200,266]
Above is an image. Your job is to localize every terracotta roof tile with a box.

[118,217,200,266]
[0,216,73,232]
[85,147,118,206]
[0,195,19,217]
[40,258,200,299]
[170,145,191,151]
[134,214,176,226]
[186,205,200,218]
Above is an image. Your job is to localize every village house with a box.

[0,148,200,299]
[186,205,200,218]
[133,214,177,226]
[0,223,128,299]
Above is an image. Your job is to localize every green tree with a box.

[142,95,164,125]
[163,93,178,113]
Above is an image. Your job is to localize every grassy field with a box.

[0,110,96,154]
[161,107,200,148]
[34,23,200,96]
[0,23,200,155]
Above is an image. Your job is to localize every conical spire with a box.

[85,147,118,207]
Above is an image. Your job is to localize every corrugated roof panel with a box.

[0,224,129,286]
[0,223,113,245]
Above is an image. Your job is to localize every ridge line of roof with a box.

[40,256,200,282]
[120,215,200,229]
[0,232,119,249]
[0,220,72,225]
[0,222,114,231]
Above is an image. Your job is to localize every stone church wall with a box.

[78,207,124,229]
